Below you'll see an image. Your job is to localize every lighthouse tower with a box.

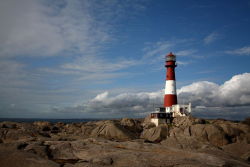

[150,52,192,126]
[164,52,177,112]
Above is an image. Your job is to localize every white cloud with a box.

[0,0,151,118]
[225,46,250,55]
[92,91,109,101]
[54,73,250,119]
[0,0,108,57]
[203,32,219,44]
[0,0,144,86]
[0,0,148,58]
[37,55,138,83]
[54,90,164,117]
[178,81,220,106]
[178,73,250,107]
[218,73,250,106]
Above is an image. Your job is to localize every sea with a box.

[0,118,102,123]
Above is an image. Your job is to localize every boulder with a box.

[162,126,210,149]
[120,118,143,136]
[141,115,156,129]
[45,141,79,160]
[91,121,134,140]
[173,116,205,128]
[217,122,250,143]
[222,142,250,161]
[24,142,49,159]
[217,123,243,143]
[168,123,230,147]
[64,124,82,135]
[190,124,229,146]
[140,125,169,142]
[1,129,36,143]
[120,118,136,127]
[80,124,97,137]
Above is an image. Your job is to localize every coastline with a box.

[0,116,249,167]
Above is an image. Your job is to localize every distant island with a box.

[0,116,249,167]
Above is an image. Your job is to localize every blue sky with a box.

[0,0,250,120]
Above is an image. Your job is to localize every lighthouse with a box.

[150,52,191,126]
[164,52,177,111]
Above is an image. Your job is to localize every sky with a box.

[0,0,250,120]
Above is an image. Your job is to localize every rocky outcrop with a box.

[141,115,156,129]
[24,142,49,159]
[0,146,59,167]
[215,120,250,143]
[45,141,79,162]
[172,116,205,127]
[189,124,230,146]
[0,117,250,166]
[91,121,134,140]
[166,116,250,147]
[121,118,142,133]
[222,142,250,161]
[0,121,18,129]
[140,125,169,142]
[0,128,37,143]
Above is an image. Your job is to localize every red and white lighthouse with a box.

[164,52,177,111]
[150,52,191,126]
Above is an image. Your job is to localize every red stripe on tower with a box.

[164,52,177,108]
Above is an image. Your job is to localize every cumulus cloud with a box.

[178,81,220,106]
[54,73,250,119]
[225,46,250,56]
[178,73,250,107]
[54,90,164,118]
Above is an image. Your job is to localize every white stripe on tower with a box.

[165,80,176,95]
